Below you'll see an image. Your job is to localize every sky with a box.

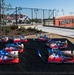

[4,0,74,17]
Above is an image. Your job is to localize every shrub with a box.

[15,25,18,29]
[27,27,37,31]
[11,25,18,30]
[17,32,22,35]
[18,28,26,32]
[39,30,42,32]
[22,29,26,32]
[32,28,36,31]
[35,29,42,33]
[18,28,22,31]
[5,29,11,33]
[27,27,32,31]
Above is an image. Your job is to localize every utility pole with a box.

[0,0,4,35]
[16,7,17,25]
[34,9,38,28]
[31,8,33,25]
[43,9,45,25]
[2,0,4,25]
[0,0,1,35]
[0,0,1,25]
[1,0,4,33]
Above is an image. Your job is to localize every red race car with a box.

[38,48,74,63]
[5,47,23,53]
[38,34,49,42]
[0,36,8,42]
[0,51,19,64]
[48,50,74,63]
[12,35,28,43]
[5,43,24,53]
[46,40,68,49]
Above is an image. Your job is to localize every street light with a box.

[55,9,59,17]
[34,9,38,23]
[52,9,56,17]
[61,9,64,16]
[18,7,22,14]
[53,9,59,17]
[69,12,73,15]
[34,9,39,28]
[57,10,59,16]
[48,9,51,19]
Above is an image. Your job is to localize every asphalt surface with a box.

[0,39,74,75]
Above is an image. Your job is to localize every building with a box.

[54,16,74,27]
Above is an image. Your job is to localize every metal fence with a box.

[0,7,55,26]
[0,7,74,28]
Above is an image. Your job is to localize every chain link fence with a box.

[1,7,74,28]
[0,7,55,26]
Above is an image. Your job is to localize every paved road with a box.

[36,25,74,38]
